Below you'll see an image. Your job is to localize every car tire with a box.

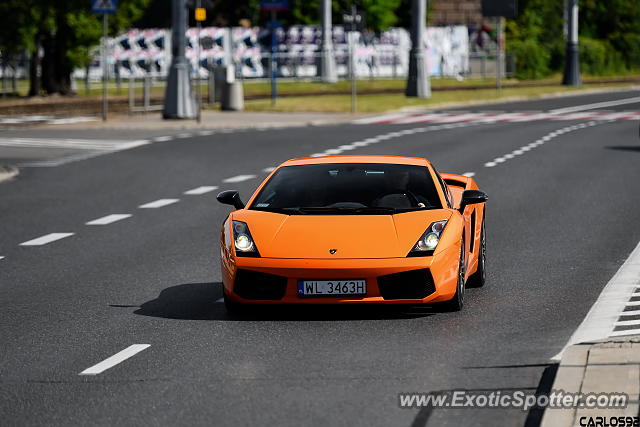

[442,242,465,311]
[467,216,486,288]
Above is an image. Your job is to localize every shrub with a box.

[507,39,551,79]
[579,37,626,75]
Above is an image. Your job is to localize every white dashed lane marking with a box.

[483,121,608,169]
[184,186,219,195]
[139,199,180,209]
[79,344,151,376]
[462,172,475,177]
[86,214,132,225]
[262,167,276,173]
[0,256,4,260]
[308,122,474,158]
[223,175,257,183]
[19,233,75,246]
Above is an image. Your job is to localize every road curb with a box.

[541,336,640,427]
[0,164,19,183]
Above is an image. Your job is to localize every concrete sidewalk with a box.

[52,110,355,131]
[541,337,640,426]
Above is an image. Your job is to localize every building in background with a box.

[431,0,484,27]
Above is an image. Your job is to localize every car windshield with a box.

[250,163,443,214]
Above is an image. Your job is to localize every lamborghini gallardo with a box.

[217,155,488,312]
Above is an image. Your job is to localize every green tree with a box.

[0,0,151,96]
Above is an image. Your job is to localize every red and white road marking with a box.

[355,111,640,125]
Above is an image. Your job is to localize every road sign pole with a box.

[496,16,502,91]
[196,0,202,123]
[271,10,277,107]
[102,13,108,121]
[349,4,356,114]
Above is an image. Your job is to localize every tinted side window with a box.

[434,170,453,208]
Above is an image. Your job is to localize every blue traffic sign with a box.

[260,0,289,11]
[92,0,118,14]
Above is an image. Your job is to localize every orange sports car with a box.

[217,155,487,312]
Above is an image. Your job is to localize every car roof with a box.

[280,155,432,167]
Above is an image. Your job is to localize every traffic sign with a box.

[481,0,517,18]
[260,0,289,11]
[92,0,118,14]
[195,7,206,21]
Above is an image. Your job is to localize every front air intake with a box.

[377,268,436,300]
[233,269,287,300]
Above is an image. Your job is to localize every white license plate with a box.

[297,280,367,297]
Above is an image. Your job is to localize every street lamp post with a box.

[163,0,196,119]
[562,0,581,86]
[318,0,337,83]
[405,0,430,98]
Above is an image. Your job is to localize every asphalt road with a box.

[1,90,640,426]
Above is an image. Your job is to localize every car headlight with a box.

[408,220,448,257]
[232,221,260,257]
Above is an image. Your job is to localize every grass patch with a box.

[243,83,634,113]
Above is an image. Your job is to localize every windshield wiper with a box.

[298,206,399,215]
[351,207,398,214]
[252,207,307,215]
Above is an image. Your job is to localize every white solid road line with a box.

[153,136,173,142]
[184,186,219,195]
[549,96,640,114]
[552,239,640,360]
[79,344,151,376]
[609,329,640,337]
[223,174,257,183]
[19,233,75,246]
[0,138,150,150]
[86,214,132,225]
[139,199,180,209]
[351,112,411,124]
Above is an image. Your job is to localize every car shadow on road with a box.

[131,282,438,321]
[605,145,640,152]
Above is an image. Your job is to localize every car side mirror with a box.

[459,190,488,212]
[217,190,245,210]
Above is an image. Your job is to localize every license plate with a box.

[297,280,367,297]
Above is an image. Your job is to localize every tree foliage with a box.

[0,0,150,95]
[506,0,640,79]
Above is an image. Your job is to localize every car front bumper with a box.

[221,243,461,304]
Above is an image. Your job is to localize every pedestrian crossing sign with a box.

[92,0,118,14]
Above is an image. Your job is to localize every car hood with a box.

[231,209,452,259]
